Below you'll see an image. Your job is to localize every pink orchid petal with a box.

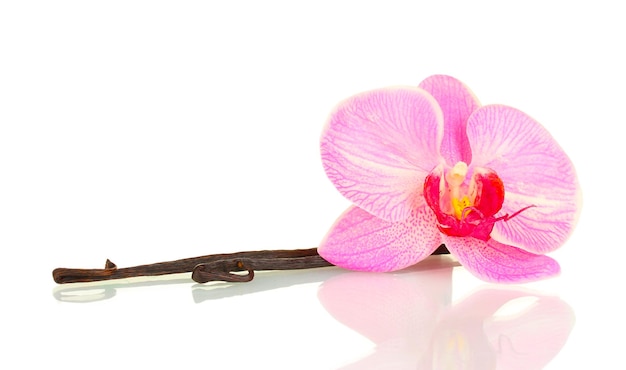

[466,105,581,253]
[443,236,560,283]
[419,75,481,165]
[318,205,442,272]
[320,87,443,222]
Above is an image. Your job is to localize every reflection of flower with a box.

[318,263,574,369]
[319,75,581,282]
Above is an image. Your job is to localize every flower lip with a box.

[424,163,507,240]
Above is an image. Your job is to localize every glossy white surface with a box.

[1,1,623,369]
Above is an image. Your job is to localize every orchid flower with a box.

[319,75,581,283]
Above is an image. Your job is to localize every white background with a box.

[1,1,623,369]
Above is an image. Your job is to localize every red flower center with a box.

[423,162,508,240]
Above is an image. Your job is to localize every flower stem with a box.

[52,245,450,284]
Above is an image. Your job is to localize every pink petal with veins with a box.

[419,74,481,165]
[318,205,442,272]
[443,235,560,283]
[320,87,443,222]
[466,105,581,253]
